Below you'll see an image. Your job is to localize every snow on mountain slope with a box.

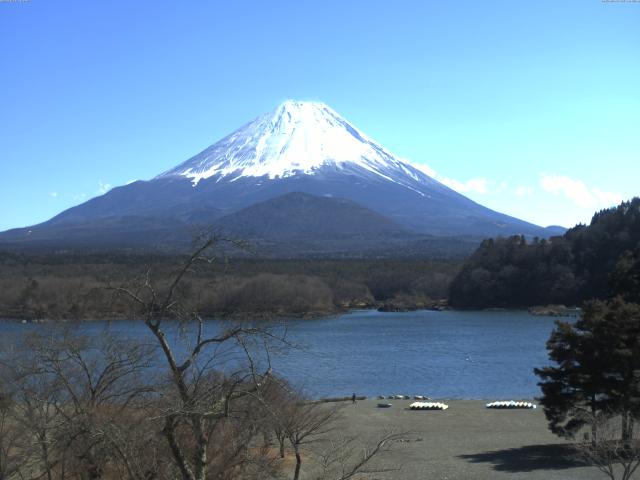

[0,99,559,252]
[158,100,435,196]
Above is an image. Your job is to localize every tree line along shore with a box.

[0,254,458,321]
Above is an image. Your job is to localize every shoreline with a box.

[0,304,570,324]
[316,395,541,403]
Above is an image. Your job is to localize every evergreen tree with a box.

[593,298,640,442]
[535,315,608,441]
[535,298,640,443]
[449,197,640,308]
[611,249,640,303]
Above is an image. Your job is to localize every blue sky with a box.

[1,0,638,230]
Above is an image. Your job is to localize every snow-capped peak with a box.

[158,100,436,192]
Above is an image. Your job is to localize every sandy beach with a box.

[310,398,606,480]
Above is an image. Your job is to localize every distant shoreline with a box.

[0,303,577,324]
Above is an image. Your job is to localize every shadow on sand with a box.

[458,444,588,473]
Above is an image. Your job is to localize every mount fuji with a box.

[0,100,561,255]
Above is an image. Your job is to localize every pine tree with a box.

[535,299,640,443]
[593,298,640,443]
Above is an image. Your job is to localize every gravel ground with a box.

[308,399,609,480]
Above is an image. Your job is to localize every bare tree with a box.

[284,401,339,480]
[38,332,157,479]
[257,377,296,459]
[113,236,283,480]
[312,430,405,480]
[5,330,159,480]
[265,390,407,480]
[0,387,28,480]
[575,413,640,480]
[9,363,64,480]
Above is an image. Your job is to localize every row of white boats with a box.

[409,402,449,410]
[379,394,432,400]
[376,397,537,410]
[485,400,537,409]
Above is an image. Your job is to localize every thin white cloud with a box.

[97,181,111,195]
[540,174,623,209]
[410,162,437,178]
[439,176,489,194]
[515,185,534,197]
[591,188,624,207]
[410,161,492,194]
[49,192,58,198]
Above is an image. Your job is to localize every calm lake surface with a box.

[0,310,560,399]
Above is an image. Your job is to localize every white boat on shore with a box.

[486,400,536,409]
[409,402,449,410]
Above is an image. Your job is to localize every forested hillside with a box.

[449,198,640,308]
[0,253,459,320]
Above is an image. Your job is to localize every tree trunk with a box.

[591,395,598,446]
[621,412,633,445]
[40,432,53,480]
[193,416,208,480]
[292,445,302,480]
[162,417,195,480]
[262,431,270,449]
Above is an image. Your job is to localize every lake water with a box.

[0,309,561,400]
